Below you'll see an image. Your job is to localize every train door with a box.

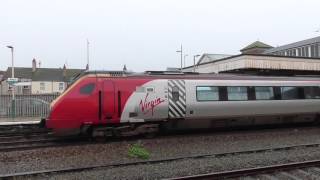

[102,80,115,123]
[168,80,186,119]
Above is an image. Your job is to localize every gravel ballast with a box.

[2,126,320,179]
[31,147,320,180]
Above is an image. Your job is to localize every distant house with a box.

[0,59,85,95]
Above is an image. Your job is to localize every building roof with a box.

[182,53,320,70]
[197,54,233,65]
[3,67,84,82]
[264,36,320,54]
[240,41,273,51]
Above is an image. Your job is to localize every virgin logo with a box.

[139,93,165,115]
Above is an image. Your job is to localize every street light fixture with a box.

[176,44,183,71]
[6,45,15,118]
[193,54,200,72]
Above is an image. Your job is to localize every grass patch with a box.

[128,143,150,160]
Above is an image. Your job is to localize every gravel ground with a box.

[28,147,320,180]
[1,126,320,179]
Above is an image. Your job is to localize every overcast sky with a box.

[0,0,319,72]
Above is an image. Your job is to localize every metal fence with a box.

[0,94,59,118]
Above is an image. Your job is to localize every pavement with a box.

[0,117,41,125]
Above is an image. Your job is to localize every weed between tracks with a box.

[128,143,150,160]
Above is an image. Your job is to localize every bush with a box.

[128,143,150,159]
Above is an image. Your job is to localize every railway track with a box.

[0,124,49,137]
[0,136,89,152]
[169,160,320,179]
[2,142,320,179]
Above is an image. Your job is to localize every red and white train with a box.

[44,71,320,137]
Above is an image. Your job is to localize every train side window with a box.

[219,86,228,101]
[248,87,256,100]
[227,86,248,101]
[304,86,320,99]
[255,87,274,100]
[281,87,299,100]
[80,83,95,95]
[172,86,179,102]
[273,87,281,100]
[196,86,219,101]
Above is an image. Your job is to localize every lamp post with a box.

[86,39,90,70]
[176,44,183,71]
[6,46,15,118]
[183,54,188,68]
[193,54,200,72]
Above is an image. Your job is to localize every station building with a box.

[183,36,320,75]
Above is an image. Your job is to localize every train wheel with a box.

[80,125,93,138]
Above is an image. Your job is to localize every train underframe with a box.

[77,113,320,138]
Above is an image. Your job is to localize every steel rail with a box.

[2,143,320,179]
[0,136,87,152]
[168,160,320,179]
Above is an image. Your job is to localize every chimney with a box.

[123,64,127,72]
[32,58,37,72]
[63,64,67,77]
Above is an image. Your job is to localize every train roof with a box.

[73,70,320,82]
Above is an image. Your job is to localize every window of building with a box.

[304,86,320,99]
[59,83,64,91]
[298,48,302,56]
[292,49,296,56]
[302,46,309,57]
[227,86,248,101]
[281,87,300,100]
[80,83,95,95]
[40,82,45,91]
[196,86,219,101]
[310,44,319,58]
[311,45,315,57]
[305,46,309,57]
[315,44,319,57]
[285,50,290,56]
[255,87,274,100]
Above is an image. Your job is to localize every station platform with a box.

[0,117,41,126]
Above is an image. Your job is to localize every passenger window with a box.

[172,86,179,101]
[280,87,299,100]
[255,87,274,100]
[196,86,219,101]
[304,86,320,99]
[227,87,248,101]
[80,83,95,95]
